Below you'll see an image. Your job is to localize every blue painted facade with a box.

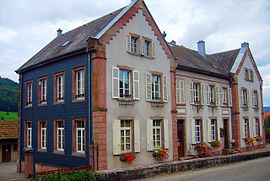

[264,107,270,113]
[20,53,91,168]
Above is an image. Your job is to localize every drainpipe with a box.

[229,75,234,145]
[87,47,94,170]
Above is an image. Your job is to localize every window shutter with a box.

[248,118,252,137]
[247,90,250,107]
[82,71,85,95]
[180,80,185,104]
[206,84,210,105]
[145,73,152,101]
[207,119,212,142]
[112,67,119,98]
[163,76,168,102]
[147,119,154,151]
[201,84,205,105]
[126,35,131,52]
[191,119,196,144]
[215,86,220,106]
[228,88,232,107]
[133,71,140,100]
[240,90,244,107]
[189,81,194,104]
[136,37,141,54]
[242,119,246,139]
[151,41,155,57]
[176,79,181,104]
[134,120,140,152]
[112,120,121,155]
[164,119,169,149]
[253,118,256,137]
[140,37,145,56]
[219,87,222,106]
[217,119,220,140]
[252,91,255,108]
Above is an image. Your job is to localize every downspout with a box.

[229,75,234,144]
[18,74,22,172]
[87,48,94,170]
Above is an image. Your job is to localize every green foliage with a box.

[0,76,18,112]
[265,116,270,143]
[0,111,18,120]
[38,170,101,181]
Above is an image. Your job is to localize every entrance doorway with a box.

[2,145,11,162]
[223,119,229,149]
[177,120,185,158]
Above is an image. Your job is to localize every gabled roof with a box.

[0,121,18,139]
[170,44,229,77]
[17,7,125,72]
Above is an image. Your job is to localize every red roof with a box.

[0,121,18,139]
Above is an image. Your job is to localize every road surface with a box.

[144,157,270,181]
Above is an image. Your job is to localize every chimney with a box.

[241,42,249,48]
[168,40,176,47]
[197,40,206,57]
[57,28,63,37]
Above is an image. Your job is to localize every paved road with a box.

[144,157,270,181]
[0,161,24,181]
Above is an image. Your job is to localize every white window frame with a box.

[76,121,85,153]
[242,89,248,107]
[120,120,132,153]
[195,120,201,143]
[253,90,258,108]
[211,119,216,141]
[209,85,215,104]
[131,36,138,54]
[193,83,201,103]
[143,39,151,56]
[244,119,249,138]
[221,87,228,106]
[119,69,131,98]
[57,75,64,102]
[40,79,47,104]
[27,122,32,148]
[153,120,162,148]
[27,82,33,106]
[151,75,161,100]
[57,121,64,151]
[75,69,85,100]
[41,122,47,149]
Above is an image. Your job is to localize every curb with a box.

[99,149,270,181]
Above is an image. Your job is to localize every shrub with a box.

[38,170,100,181]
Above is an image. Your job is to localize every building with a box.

[170,41,233,158]
[16,0,176,172]
[0,121,18,162]
[264,107,270,119]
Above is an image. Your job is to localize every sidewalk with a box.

[99,145,270,181]
[0,161,24,181]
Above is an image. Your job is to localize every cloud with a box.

[0,0,269,105]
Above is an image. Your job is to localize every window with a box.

[151,75,161,100]
[192,83,201,104]
[249,70,254,82]
[55,73,64,103]
[131,36,139,54]
[25,81,33,107]
[40,122,47,149]
[209,85,215,104]
[176,79,185,104]
[112,67,140,100]
[153,120,162,148]
[39,77,47,105]
[119,69,131,98]
[242,89,248,108]
[146,73,167,102]
[245,68,249,81]
[73,67,85,100]
[57,121,64,151]
[26,122,32,148]
[76,121,85,153]
[211,119,217,141]
[252,90,259,108]
[195,120,201,143]
[244,119,249,138]
[221,87,228,106]
[255,119,260,137]
[143,39,151,56]
[120,120,132,152]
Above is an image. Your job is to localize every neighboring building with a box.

[0,121,18,162]
[16,0,175,172]
[169,41,233,158]
[264,107,270,119]
[208,42,264,150]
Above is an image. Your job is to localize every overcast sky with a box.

[0,0,269,105]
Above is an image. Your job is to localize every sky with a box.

[0,0,269,105]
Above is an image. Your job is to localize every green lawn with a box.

[0,111,18,121]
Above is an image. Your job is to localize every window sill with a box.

[208,104,217,108]
[37,149,47,152]
[54,150,65,155]
[38,103,47,107]
[127,51,154,59]
[72,152,86,158]
[118,98,135,106]
[242,107,249,111]
[149,101,165,107]
[54,101,65,105]
[25,105,33,108]
[220,105,229,108]
[253,107,259,111]
[72,99,86,103]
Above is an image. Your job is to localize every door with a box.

[177,120,185,158]
[223,119,229,149]
[2,145,11,162]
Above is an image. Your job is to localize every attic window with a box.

[62,41,71,47]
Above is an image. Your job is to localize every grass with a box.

[0,111,18,121]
